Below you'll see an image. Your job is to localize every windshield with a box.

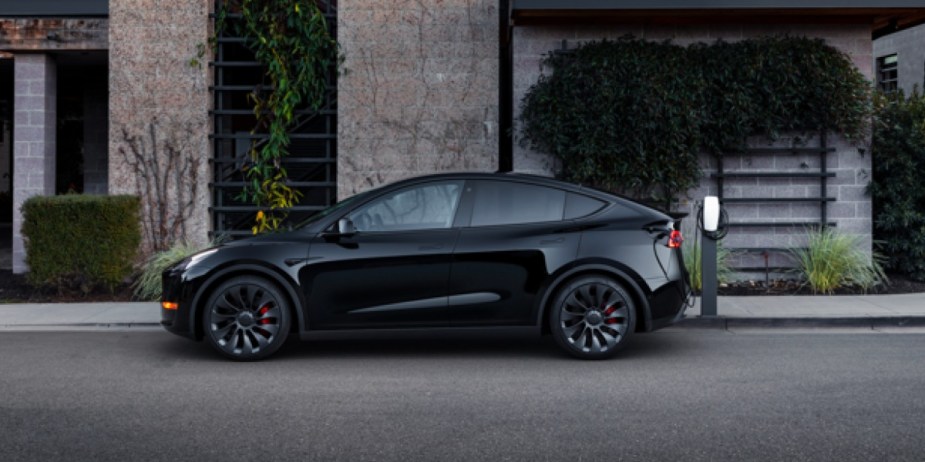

[294,188,377,229]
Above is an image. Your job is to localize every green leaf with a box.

[218,0,338,233]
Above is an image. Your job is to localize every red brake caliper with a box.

[257,305,272,324]
[603,304,619,324]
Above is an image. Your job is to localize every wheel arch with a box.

[190,263,306,340]
[536,261,652,335]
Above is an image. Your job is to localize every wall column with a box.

[12,53,56,274]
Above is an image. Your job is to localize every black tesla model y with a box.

[162,172,690,360]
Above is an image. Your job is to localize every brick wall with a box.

[337,0,499,198]
[513,23,874,271]
[0,18,107,51]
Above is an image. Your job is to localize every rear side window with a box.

[470,181,566,226]
[564,193,606,219]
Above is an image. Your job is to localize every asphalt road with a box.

[1,330,924,461]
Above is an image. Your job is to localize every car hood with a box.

[219,230,309,247]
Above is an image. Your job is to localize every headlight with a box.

[186,248,219,269]
[169,248,219,277]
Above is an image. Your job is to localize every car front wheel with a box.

[202,276,291,361]
[550,275,636,360]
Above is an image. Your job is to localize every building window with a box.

[877,54,898,93]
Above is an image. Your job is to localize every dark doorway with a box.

[1,58,12,225]
[0,58,11,270]
[55,51,108,195]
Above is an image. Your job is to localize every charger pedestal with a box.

[700,236,718,317]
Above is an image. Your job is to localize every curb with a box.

[0,323,161,331]
[2,318,925,332]
[676,316,925,330]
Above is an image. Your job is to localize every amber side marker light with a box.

[161,301,179,310]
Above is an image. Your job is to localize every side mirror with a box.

[336,218,356,237]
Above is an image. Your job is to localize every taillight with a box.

[668,230,683,249]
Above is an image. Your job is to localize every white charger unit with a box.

[703,196,720,232]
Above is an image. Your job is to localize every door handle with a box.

[419,243,444,251]
[540,237,565,245]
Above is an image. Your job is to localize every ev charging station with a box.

[700,196,724,317]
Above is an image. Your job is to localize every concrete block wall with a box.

[11,54,56,273]
[337,0,499,198]
[513,23,874,274]
[873,25,925,95]
[685,135,872,272]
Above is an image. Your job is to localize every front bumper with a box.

[160,266,198,340]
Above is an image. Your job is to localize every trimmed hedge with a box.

[21,195,141,290]
[869,91,925,281]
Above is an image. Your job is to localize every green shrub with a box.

[790,227,886,294]
[869,90,925,281]
[133,242,204,301]
[519,36,870,207]
[21,195,141,291]
[683,239,736,293]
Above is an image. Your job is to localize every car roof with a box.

[384,171,604,196]
[392,171,675,219]
[298,171,674,234]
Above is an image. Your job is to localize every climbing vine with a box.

[519,36,871,208]
[216,0,339,233]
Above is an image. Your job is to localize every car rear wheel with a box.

[202,276,291,361]
[550,275,636,360]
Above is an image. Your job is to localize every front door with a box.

[302,180,465,330]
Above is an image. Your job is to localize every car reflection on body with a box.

[161,172,690,360]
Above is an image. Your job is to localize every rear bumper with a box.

[648,278,689,331]
[644,243,691,331]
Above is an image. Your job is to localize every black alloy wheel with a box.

[203,276,291,360]
[550,275,636,359]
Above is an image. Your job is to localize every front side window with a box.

[347,181,463,232]
[470,181,566,227]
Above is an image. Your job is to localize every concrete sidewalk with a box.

[680,293,925,329]
[0,302,161,330]
[0,293,924,331]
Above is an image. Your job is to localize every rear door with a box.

[448,180,584,326]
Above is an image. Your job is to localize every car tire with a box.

[202,276,291,361]
[550,275,636,360]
